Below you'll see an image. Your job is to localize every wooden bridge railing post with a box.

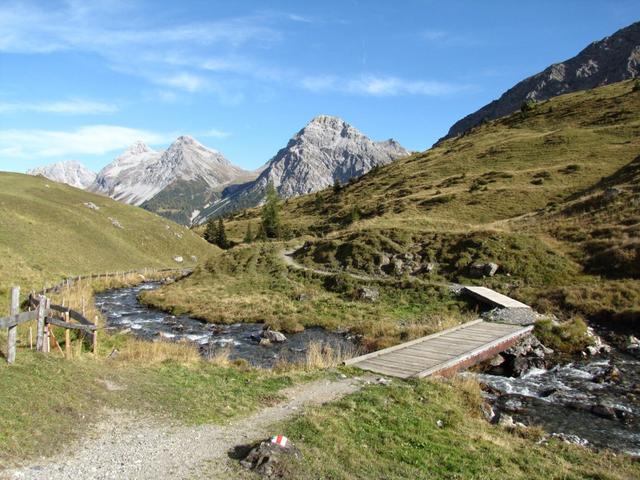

[36,294,46,352]
[7,287,19,364]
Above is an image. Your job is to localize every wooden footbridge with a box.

[345,319,533,379]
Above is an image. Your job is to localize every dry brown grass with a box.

[304,341,358,370]
[114,338,201,364]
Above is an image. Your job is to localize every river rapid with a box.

[472,351,640,455]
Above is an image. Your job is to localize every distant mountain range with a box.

[28,116,408,225]
[441,21,640,141]
[88,136,254,224]
[27,21,640,225]
[27,161,96,189]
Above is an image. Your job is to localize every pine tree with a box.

[243,223,254,243]
[204,218,218,244]
[215,217,229,249]
[261,181,281,239]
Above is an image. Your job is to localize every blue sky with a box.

[0,0,637,173]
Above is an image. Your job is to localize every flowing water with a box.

[94,282,356,368]
[473,353,640,455]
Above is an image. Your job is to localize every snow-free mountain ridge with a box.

[442,21,640,140]
[193,115,409,222]
[27,160,96,189]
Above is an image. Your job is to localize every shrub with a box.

[323,273,356,296]
[559,164,581,174]
[633,79,640,92]
[520,99,537,113]
[533,317,593,354]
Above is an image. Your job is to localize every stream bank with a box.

[94,282,356,368]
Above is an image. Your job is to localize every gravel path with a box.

[4,376,371,480]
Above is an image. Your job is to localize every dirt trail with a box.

[4,376,371,480]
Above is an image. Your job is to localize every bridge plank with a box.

[348,320,533,379]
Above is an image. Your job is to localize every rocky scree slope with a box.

[442,21,640,140]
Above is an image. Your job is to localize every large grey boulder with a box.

[355,287,380,302]
[469,262,499,278]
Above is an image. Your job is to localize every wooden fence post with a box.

[64,312,71,359]
[92,322,98,355]
[36,295,46,352]
[45,298,51,354]
[7,287,19,364]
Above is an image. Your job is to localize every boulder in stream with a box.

[262,328,287,343]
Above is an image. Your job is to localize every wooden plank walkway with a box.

[463,286,530,309]
[345,320,533,379]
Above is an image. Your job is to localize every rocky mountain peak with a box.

[296,115,358,143]
[193,116,410,223]
[124,141,152,156]
[441,21,640,141]
[27,160,96,189]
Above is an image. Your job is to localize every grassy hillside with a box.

[224,80,639,236]
[0,172,214,313]
[278,378,640,479]
[206,80,639,329]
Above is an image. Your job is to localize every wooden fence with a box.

[1,267,191,364]
[0,287,96,364]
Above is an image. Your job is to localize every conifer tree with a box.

[215,217,229,249]
[243,223,254,243]
[204,218,218,244]
[261,181,281,239]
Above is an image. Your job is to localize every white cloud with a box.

[301,74,468,97]
[201,129,232,139]
[0,3,281,55]
[156,73,207,92]
[0,99,118,114]
[0,125,166,159]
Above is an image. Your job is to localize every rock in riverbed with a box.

[262,328,287,343]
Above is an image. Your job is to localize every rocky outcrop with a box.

[27,160,96,189]
[355,286,379,302]
[468,262,499,278]
[486,335,553,376]
[442,21,640,141]
[238,438,301,478]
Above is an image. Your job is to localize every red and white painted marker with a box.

[270,435,289,448]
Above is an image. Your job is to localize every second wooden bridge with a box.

[345,319,532,378]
